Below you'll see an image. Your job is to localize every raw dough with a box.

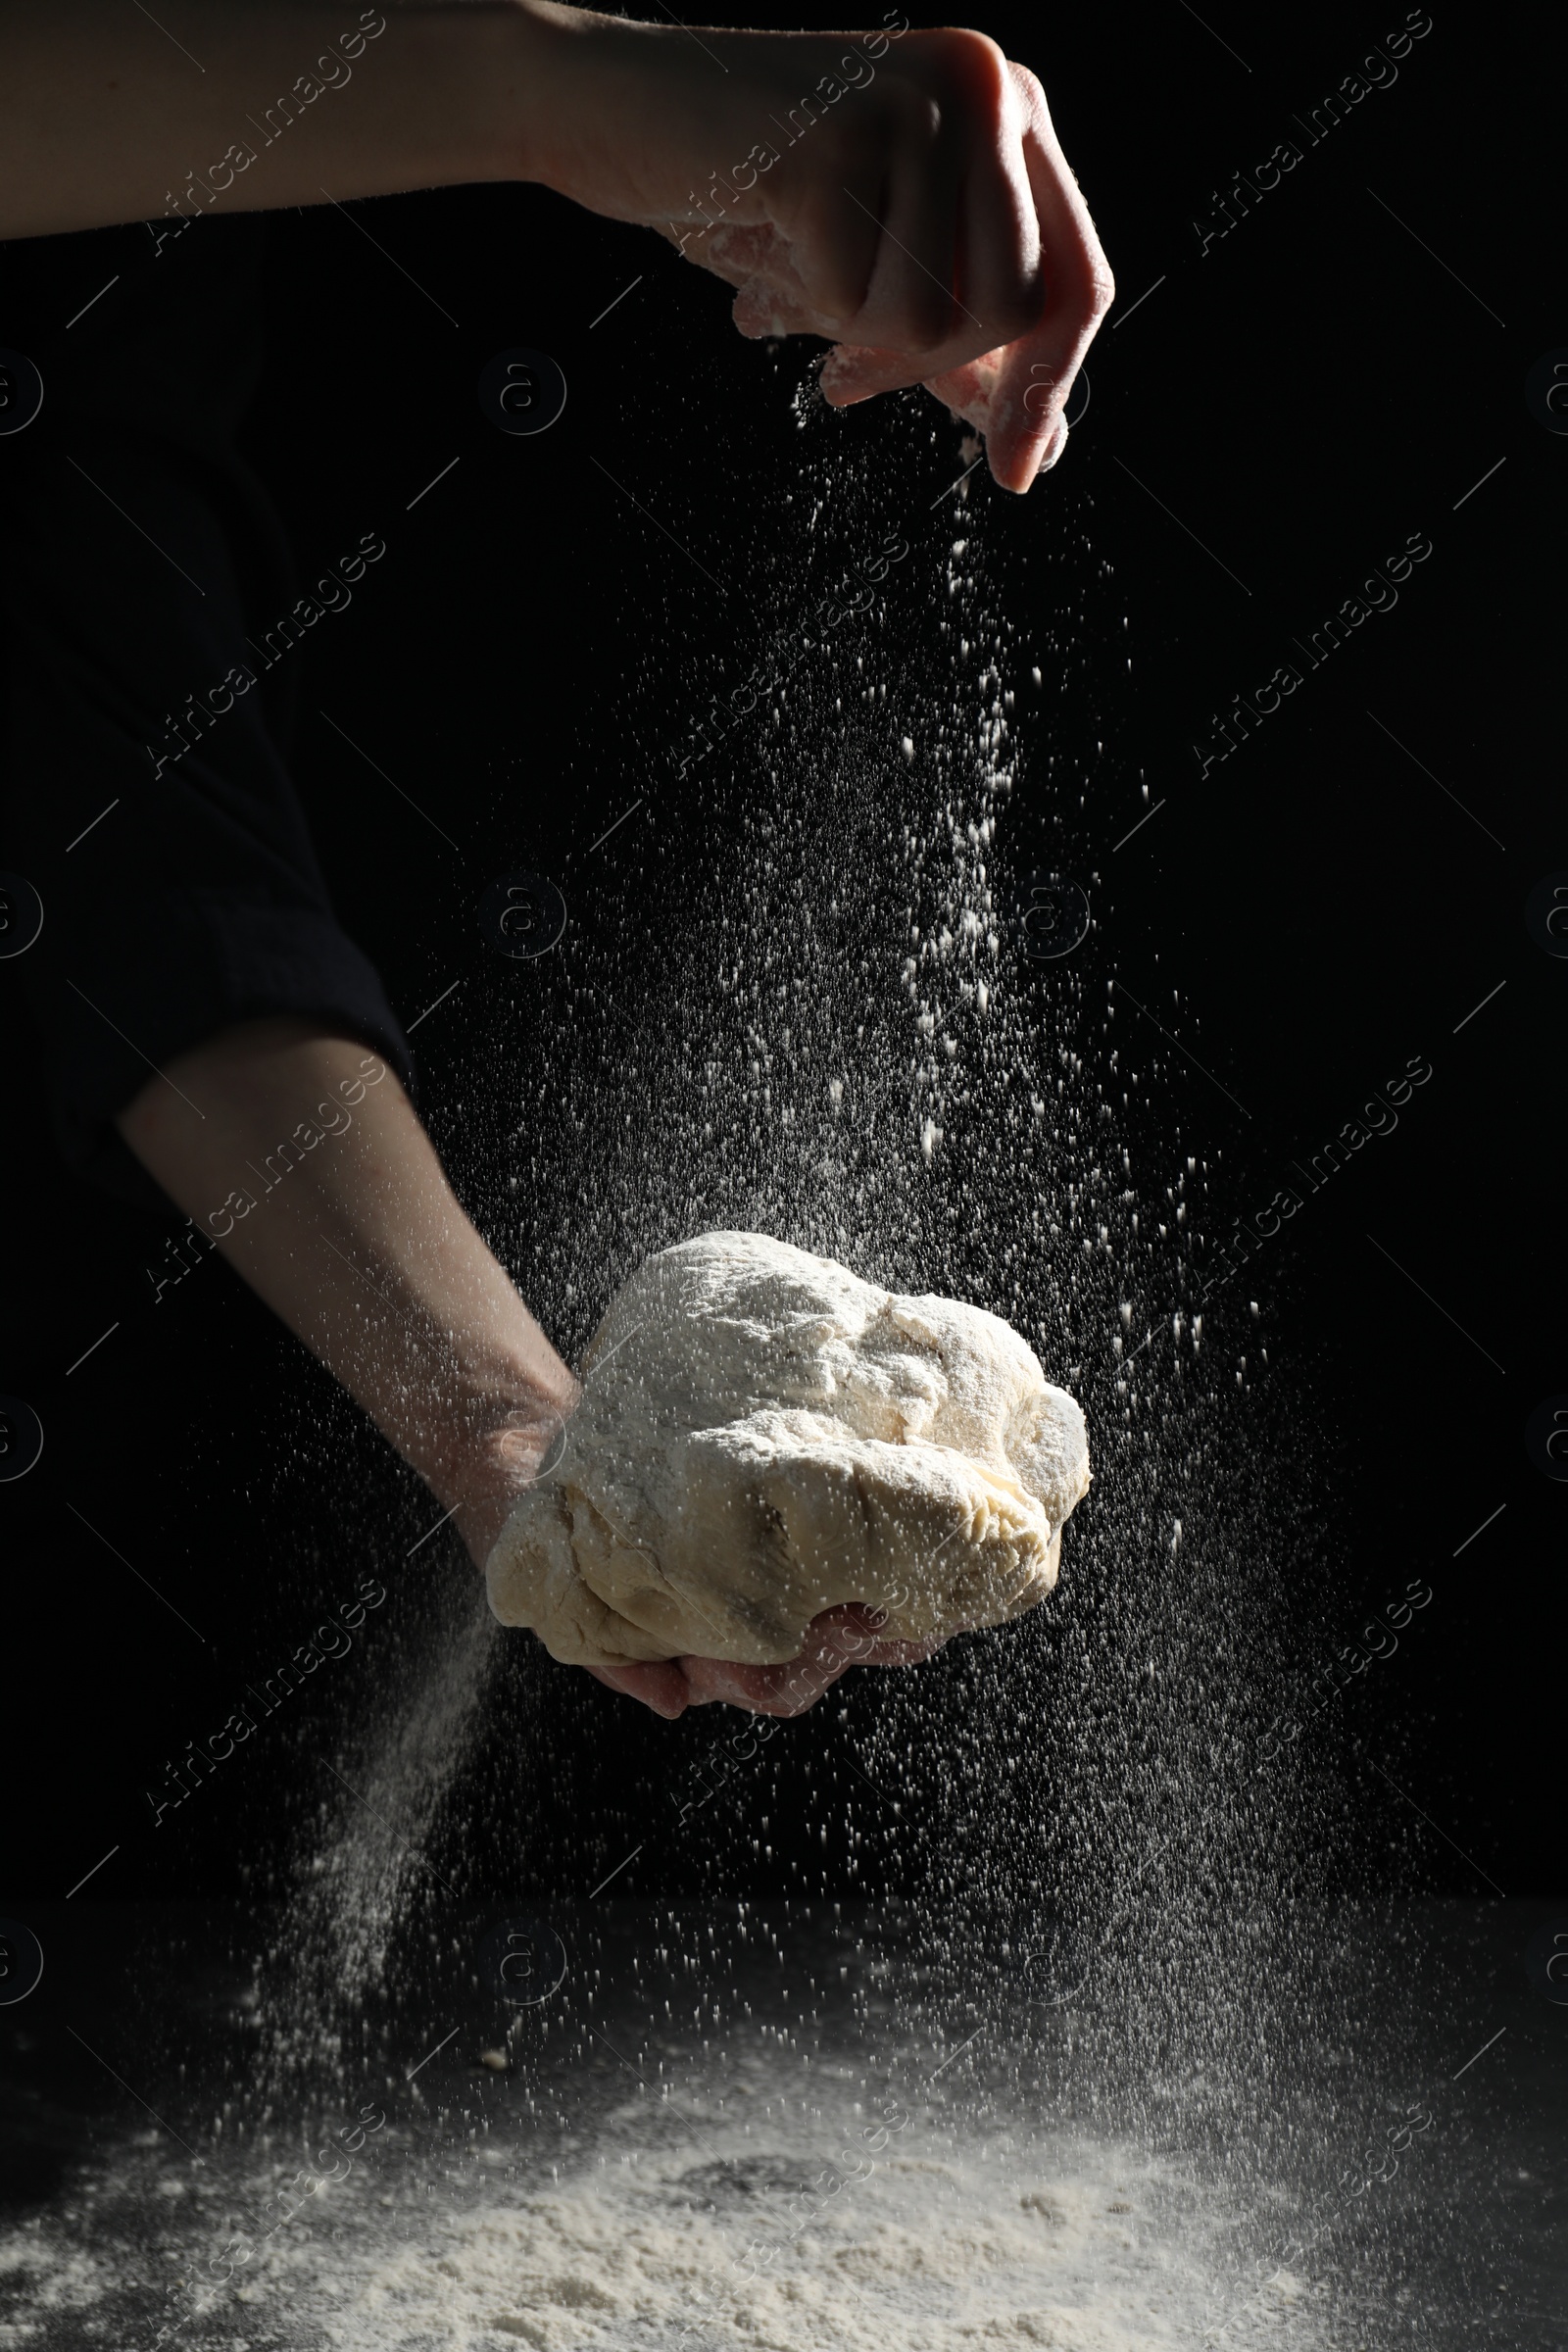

[484,1231,1090,1668]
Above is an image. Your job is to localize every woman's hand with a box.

[581,1602,949,1721]
[0,5,1111,493]
[118,1019,582,1550]
[529,12,1113,492]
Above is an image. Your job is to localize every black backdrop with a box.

[1,0,1559,1913]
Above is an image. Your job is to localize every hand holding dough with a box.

[484,1232,1091,1670]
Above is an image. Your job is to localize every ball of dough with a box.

[484,1231,1091,1669]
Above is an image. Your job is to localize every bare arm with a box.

[0,0,546,239]
[1,3,1110,492]
[86,7,1114,1714]
[116,1018,578,1568]
[117,1019,936,1718]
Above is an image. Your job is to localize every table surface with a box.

[0,1896,1562,2349]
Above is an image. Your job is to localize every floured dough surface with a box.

[485,1231,1090,1668]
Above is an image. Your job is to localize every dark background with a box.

[1,0,1559,1918]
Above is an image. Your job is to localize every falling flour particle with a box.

[485,1231,1090,1668]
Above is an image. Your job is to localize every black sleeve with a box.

[0,215,414,1208]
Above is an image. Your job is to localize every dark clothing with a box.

[0,216,412,1206]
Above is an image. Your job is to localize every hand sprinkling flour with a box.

[530,18,1113,492]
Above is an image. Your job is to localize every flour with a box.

[484,1231,1089,1668]
[0,2090,1323,2351]
[317,2135,1199,2352]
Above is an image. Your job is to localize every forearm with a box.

[117,1019,576,1557]
[0,0,584,240]
[0,6,1110,493]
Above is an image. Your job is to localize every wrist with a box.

[468,0,609,189]
[351,1,587,193]
[478,2,717,208]
[419,1365,579,1567]
[443,1400,575,1569]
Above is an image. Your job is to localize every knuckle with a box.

[996,285,1045,343]
[876,77,944,151]
[919,24,1008,102]
[894,293,956,355]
